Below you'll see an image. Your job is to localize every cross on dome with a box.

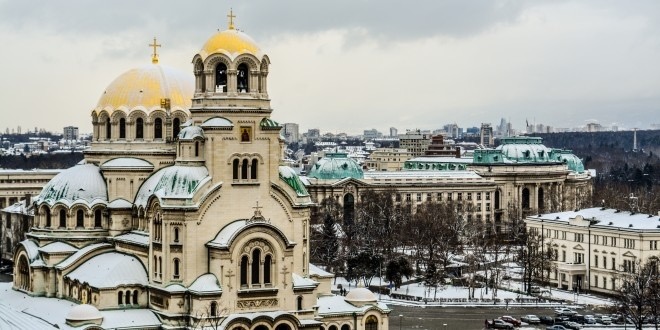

[149,37,161,64]
[227,8,236,30]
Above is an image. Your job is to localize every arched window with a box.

[158,256,162,278]
[210,301,218,317]
[240,255,249,286]
[45,208,51,228]
[94,209,102,228]
[251,249,261,285]
[153,256,158,277]
[195,141,199,157]
[135,118,144,139]
[18,255,29,290]
[173,118,181,138]
[329,326,338,330]
[173,227,179,243]
[538,187,545,211]
[264,255,272,284]
[59,209,66,228]
[106,118,111,139]
[117,291,123,305]
[133,290,138,305]
[215,63,227,92]
[276,325,293,330]
[125,290,131,304]
[173,258,180,279]
[154,118,163,139]
[254,326,269,330]
[341,325,351,330]
[251,159,258,179]
[365,316,378,330]
[233,159,239,180]
[241,159,248,180]
[522,187,530,209]
[119,118,126,139]
[297,296,303,310]
[343,194,355,226]
[76,209,84,228]
[237,63,249,92]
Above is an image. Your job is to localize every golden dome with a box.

[94,64,193,115]
[198,29,262,60]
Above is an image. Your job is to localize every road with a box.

[390,305,605,330]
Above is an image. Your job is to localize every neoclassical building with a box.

[304,137,592,234]
[4,16,389,330]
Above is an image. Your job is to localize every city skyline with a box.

[1,1,659,134]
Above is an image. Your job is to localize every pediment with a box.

[573,244,584,251]
[622,251,636,257]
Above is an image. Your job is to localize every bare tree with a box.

[613,258,659,330]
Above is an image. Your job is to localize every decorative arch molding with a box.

[110,110,128,122]
[227,152,265,165]
[197,184,224,225]
[260,55,271,72]
[193,57,205,74]
[269,189,293,222]
[205,54,232,71]
[209,222,296,253]
[148,110,167,123]
[234,54,260,71]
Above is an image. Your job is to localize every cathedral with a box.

[3,14,389,330]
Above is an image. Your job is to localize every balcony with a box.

[557,262,587,274]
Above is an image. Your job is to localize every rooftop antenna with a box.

[632,128,638,152]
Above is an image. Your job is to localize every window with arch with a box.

[264,255,272,285]
[59,209,66,228]
[233,159,239,180]
[241,159,248,180]
[154,118,163,139]
[275,325,292,330]
[237,63,249,92]
[119,118,126,139]
[341,325,351,330]
[173,227,180,243]
[45,208,51,228]
[158,256,162,278]
[125,290,131,304]
[173,118,181,137]
[105,118,111,139]
[522,187,530,209]
[210,301,218,317]
[297,296,303,310]
[251,159,258,179]
[153,213,162,241]
[94,209,102,228]
[239,240,274,289]
[251,249,261,285]
[153,256,158,278]
[240,255,249,287]
[132,290,138,305]
[329,326,338,330]
[365,316,378,330]
[173,258,180,279]
[538,187,544,211]
[117,291,123,305]
[17,255,29,290]
[215,63,227,92]
[135,118,144,139]
[76,209,84,228]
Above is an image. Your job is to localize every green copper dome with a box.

[308,153,364,180]
[557,150,585,173]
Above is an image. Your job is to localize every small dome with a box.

[94,63,193,117]
[199,29,262,60]
[345,287,377,304]
[308,153,364,180]
[66,304,103,325]
[178,126,205,140]
[36,164,107,206]
[496,137,554,163]
[558,151,585,173]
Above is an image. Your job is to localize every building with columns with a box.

[0,169,60,210]
[2,14,389,330]
[524,208,660,295]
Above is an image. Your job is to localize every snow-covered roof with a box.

[0,301,54,329]
[160,284,187,293]
[65,252,147,288]
[113,231,149,247]
[178,125,205,140]
[39,241,79,254]
[292,273,318,290]
[108,198,133,209]
[18,240,41,262]
[316,295,389,316]
[134,165,209,208]
[188,273,222,295]
[407,156,473,164]
[309,264,333,278]
[100,157,154,171]
[1,200,32,215]
[528,207,660,231]
[207,219,295,250]
[364,170,483,180]
[200,116,233,128]
[35,163,107,207]
[56,243,113,270]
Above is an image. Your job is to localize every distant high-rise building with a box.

[63,126,79,140]
[399,129,431,157]
[363,128,380,140]
[306,128,320,141]
[389,127,398,138]
[281,123,300,143]
[17,126,21,134]
[480,123,494,147]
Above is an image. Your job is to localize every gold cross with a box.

[149,37,161,64]
[227,8,236,30]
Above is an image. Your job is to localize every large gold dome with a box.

[198,29,262,60]
[94,64,193,115]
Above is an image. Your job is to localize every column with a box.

[204,70,214,93]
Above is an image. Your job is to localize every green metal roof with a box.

[308,153,364,180]
[260,117,280,130]
[279,166,309,196]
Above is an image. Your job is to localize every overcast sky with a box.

[1,0,659,135]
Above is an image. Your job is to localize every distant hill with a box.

[0,153,83,170]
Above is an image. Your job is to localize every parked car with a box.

[583,315,597,324]
[563,321,582,329]
[539,316,555,325]
[596,314,612,325]
[521,315,541,324]
[569,314,584,324]
[555,308,577,316]
[487,319,514,329]
[500,316,521,327]
[546,326,567,330]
